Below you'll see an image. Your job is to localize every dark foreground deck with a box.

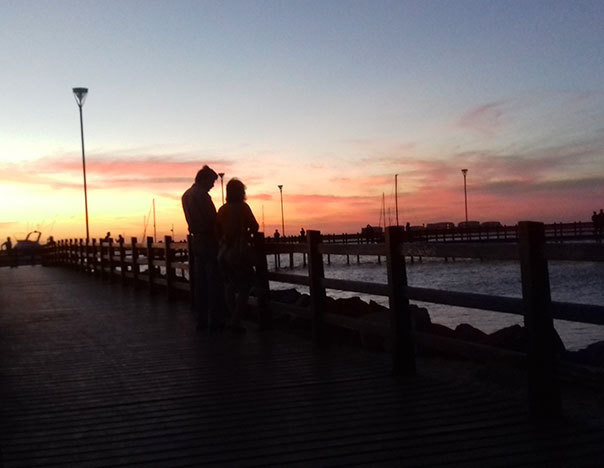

[1,267,603,467]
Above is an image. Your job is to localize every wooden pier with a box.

[2,266,604,467]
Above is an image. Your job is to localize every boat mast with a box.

[152,199,157,243]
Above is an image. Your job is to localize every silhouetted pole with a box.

[218,172,225,205]
[395,174,399,226]
[278,184,285,236]
[462,168,468,224]
[73,87,90,241]
[152,198,157,243]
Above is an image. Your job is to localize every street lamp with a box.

[394,174,399,226]
[73,87,90,241]
[461,168,468,225]
[218,172,225,205]
[278,184,285,237]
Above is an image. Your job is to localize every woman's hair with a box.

[226,178,246,203]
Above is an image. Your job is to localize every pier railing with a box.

[268,221,597,244]
[44,221,604,419]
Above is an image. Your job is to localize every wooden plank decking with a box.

[1,266,603,467]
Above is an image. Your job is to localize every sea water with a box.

[268,254,604,351]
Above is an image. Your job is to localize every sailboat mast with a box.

[152,199,157,243]
[382,192,386,230]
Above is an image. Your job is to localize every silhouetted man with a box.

[1,237,12,250]
[273,229,280,240]
[182,165,223,331]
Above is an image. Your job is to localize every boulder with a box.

[271,288,301,304]
[328,296,372,317]
[295,293,311,308]
[368,300,388,315]
[565,340,604,367]
[427,323,456,339]
[484,324,565,354]
[454,323,488,343]
[484,325,526,352]
[410,305,432,331]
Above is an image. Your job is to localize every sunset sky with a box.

[2,0,603,242]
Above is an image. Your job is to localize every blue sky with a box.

[1,0,603,240]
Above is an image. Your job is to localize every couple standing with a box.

[182,165,259,332]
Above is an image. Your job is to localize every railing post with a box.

[131,237,139,285]
[187,235,195,310]
[253,232,272,328]
[519,221,561,420]
[164,235,173,299]
[108,239,115,280]
[385,226,416,376]
[307,230,326,345]
[99,240,106,278]
[119,238,127,283]
[92,239,98,275]
[147,236,155,294]
[68,239,74,267]
[79,239,84,270]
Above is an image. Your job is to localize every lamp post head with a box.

[73,87,88,107]
[461,168,468,176]
[278,184,283,191]
[218,172,225,179]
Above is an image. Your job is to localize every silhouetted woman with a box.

[217,179,259,332]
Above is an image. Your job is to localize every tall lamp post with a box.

[461,168,468,225]
[278,184,285,236]
[218,172,225,205]
[394,173,399,226]
[73,87,90,241]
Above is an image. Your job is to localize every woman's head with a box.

[226,178,246,203]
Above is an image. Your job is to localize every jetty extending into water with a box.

[2,221,604,466]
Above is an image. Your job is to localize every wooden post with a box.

[99,239,106,278]
[131,237,139,286]
[254,232,271,328]
[83,238,89,272]
[289,251,294,269]
[73,239,79,267]
[79,239,84,270]
[519,221,561,420]
[146,236,155,294]
[307,230,326,345]
[68,239,74,267]
[164,235,173,299]
[302,252,307,268]
[92,239,99,275]
[385,226,416,376]
[119,238,127,283]
[108,239,115,281]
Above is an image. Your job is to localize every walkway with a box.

[0,266,603,467]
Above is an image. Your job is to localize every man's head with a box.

[195,165,218,191]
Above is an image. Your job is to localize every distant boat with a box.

[14,230,43,254]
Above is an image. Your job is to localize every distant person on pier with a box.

[299,227,306,242]
[182,165,224,332]
[103,232,111,242]
[217,179,259,332]
[273,229,280,240]
[117,234,124,244]
[1,237,12,250]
